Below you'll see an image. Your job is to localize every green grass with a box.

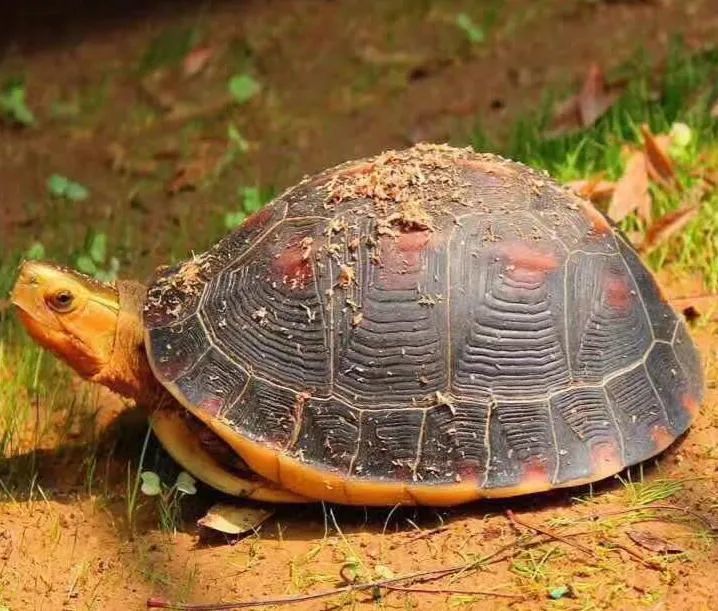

[472,39,718,290]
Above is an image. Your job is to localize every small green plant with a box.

[0,80,35,126]
[228,73,261,105]
[455,13,485,45]
[46,174,89,202]
[140,469,197,535]
[24,241,45,260]
[75,233,119,282]
[223,186,273,229]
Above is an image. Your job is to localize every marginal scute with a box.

[615,233,676,341]
[485,399,556,490]
[144,144,703,504]
[605,364,665,463]
[646,342,697,434]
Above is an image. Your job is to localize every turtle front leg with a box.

[149,407,311,504]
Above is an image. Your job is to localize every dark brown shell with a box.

[143,144,703,504]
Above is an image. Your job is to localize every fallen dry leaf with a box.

[639,204,699,255]
[578,63,618,127]
[608,151,651,222]
[166,140,227,194]
[641,124,676,187]
[197,504,273,535]
[183,45,215,77]
[627,530,684,554]
[566,177,616,204]
[548,63,620,136]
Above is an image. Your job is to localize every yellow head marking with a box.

[11,261,120,379]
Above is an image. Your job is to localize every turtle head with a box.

[12,261,154,401]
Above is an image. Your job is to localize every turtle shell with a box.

[143,144,704,506]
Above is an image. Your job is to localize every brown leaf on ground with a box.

[566,177,616,205]
[548,63,620,136]
[183,45,215,77]
[608,151,651,222]
[638,204,699,255]
[627,530,684,555]
[578,63,618,126]
[166,140,227,194]
[198,504,273,536]
[641,124,676,186]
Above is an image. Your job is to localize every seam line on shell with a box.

[616,242,656,343]
[669,322,695,394]
[198,292,251,378]
[481,396,494,488]
[563,253,573,381]
[670,319,681,344]
[444,223,456,395]
[310,241,333,393]
[527,209,569,254]
[347,413,363,476]
[218,368,253,421]
[546,397,561,484]
[412,410,428,481]
[642,361,672,426]
[602,385,627,464]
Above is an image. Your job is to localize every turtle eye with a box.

[47,290,76,313]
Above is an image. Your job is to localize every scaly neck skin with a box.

[94,280,166,409]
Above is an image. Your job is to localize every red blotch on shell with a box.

[682,394,700,418]
[519,457,551,488]
[242,207,274,232]
[590,441,623,477]
[458,158,516,181]
[456,460,484,483]
[271,241,313,289]
[651,425,675,452]
[199,397,224,416]
[604,273,632,312]
[377,229,431,290]
[498,242,559,285]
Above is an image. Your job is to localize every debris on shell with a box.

[299,236,314,260]
[417,293,443,306]
[173,259,205,293]
[324,143,473,237]
[252,306,269,325]
[337,264,356,288]
[434,391,456,414]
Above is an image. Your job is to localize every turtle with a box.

[11,143,704,507]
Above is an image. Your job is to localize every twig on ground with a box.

[381,584,522,598]
[147,519,612,610]
[598,539,663,571]
[506,510,598,558]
